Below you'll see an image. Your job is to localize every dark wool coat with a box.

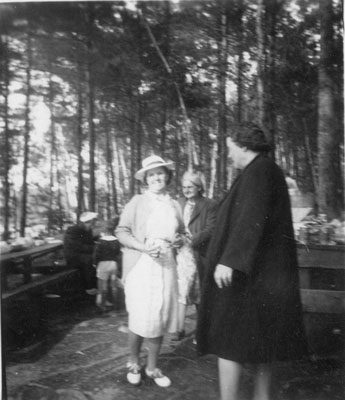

[64,225,95,263]
[196,156,307,364]
[64,224,97,289]
[178,196,218,282]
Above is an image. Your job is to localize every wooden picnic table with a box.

[0,242,65,292]
[1,240,344,313]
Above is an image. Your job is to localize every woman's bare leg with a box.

[253,364,271,400]
[177,303,187,333]
[218,357,242,400]
[128,330,143,365]
[146,336,163,371]
[96,278,107,308]
[110,274,117,305]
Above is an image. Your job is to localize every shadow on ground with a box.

[3,292,118,364]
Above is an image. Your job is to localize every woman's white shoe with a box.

[126,362,141,385]
[145,368,171,387]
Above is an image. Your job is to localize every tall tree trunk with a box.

[112,136,121,206]
[119,143,130,200]
[48,71,55,235]
[129,97,136,197]
[208,136,218,199]
[105,125,118,215]
[113,135,126,203]
[106,162,112,220]
[135,99,143,194]
[281,124,291,172]
[304,133,317,202]
[161,104,168,156]
[256,0,265,126]
[110,152,118,216]
[2,34,11,241]
[77,64,84,221]
[236,3,244,125]
[199,116,211,179]
[174,110,182,186]
[317,0,341,218]
[86,4,96,211]
[160,1,170,157]
[56,162,64,231]
[13,192,18,235]
[265,0,278,158]
[303,119,317,197]
[216,1,229,193]
[20,33,32,237]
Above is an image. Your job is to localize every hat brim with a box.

[135,162,175,182]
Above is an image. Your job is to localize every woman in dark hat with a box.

[196,125,307,400]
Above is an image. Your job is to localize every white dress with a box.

[125,193,180,338]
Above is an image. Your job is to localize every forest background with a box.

[0,0,343,241]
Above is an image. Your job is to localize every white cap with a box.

[80,211,98,223]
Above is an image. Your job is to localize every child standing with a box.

[94,217,121,311]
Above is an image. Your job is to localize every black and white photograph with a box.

[0,1,344,399]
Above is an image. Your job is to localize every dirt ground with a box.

[3,293,344,400]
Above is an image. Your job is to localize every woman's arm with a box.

[116,196,146,252]
[116,195,161,256]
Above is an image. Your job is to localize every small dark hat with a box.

[234,124,272,152]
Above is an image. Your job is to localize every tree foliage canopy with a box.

[0,0,343,238]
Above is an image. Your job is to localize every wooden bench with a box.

[1,243,65,290]
[2,269,79,302]
[1,242,82,303]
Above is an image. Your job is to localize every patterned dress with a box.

[125,193,180,338]
[176,200,200,305]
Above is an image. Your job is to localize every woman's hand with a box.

[172,233,184,249]
[214,264,233,289]
[143,241,161,258]
[184,232,192,243]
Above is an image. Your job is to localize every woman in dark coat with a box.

[196,125,307,400]
[179,171,218,285]
[64,211,98,295]
[174,171,218,340]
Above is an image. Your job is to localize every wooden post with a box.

[23,257,32,284]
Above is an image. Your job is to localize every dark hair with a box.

[143,167,173,185]
[233,124,272,152]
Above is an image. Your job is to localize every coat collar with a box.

[180,196,207,226]
[219,154,263,207]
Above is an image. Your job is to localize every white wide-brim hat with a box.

[80,211,98,223]
[135,155,175,182]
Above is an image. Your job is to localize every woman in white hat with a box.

[116,155,184,388]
